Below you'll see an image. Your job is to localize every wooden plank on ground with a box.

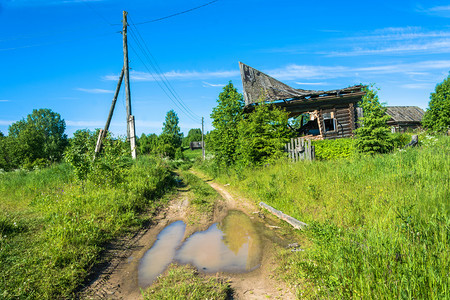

[259,202,308,230]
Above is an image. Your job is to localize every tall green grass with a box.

[198,136,449,298]
[0,156,175,299]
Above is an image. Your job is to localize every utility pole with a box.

[123,10,136,159]
[202,117,205,160]
[94,67,125,157]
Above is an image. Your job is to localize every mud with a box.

[80,171,297,299]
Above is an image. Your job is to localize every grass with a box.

[182,148,204,161]
[0,156,175,299]
[179,170,219,213]
[198,135,449,299]
[143,264,231,299]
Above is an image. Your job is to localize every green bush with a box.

[313,138,356,160]
[391,132,412,149]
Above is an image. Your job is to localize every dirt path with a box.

[80,171,296,299]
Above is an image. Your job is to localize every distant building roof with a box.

[386,106,425,124]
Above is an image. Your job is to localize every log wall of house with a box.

[320,104,356,140]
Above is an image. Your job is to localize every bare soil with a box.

[79,170,296,299]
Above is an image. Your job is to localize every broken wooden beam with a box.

[259,202,308,230]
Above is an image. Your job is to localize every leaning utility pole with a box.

[201,117,205,160]
[94,67,125,157]
[123,10,137,159]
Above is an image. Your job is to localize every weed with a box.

[197,135,450,299]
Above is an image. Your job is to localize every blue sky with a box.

[1,0,450,137]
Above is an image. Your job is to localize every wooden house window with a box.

[323,112,336,132]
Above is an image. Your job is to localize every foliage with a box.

[139,133,158,155]
[63,129,96,181]
[64,129,130,184]
[0,135,14,171]
[174,147,185,160]
[354,86,393,154]
[236,103,292,166]
[313,138,356,160]
[182,128,202,148]
[0,157,175,299]
[143,264,230,300]
[161,109,183,149]
[391,132,413,148]
[156,134,176,159]
[422,74,450,133]
[199,136,450,299]
[289,113,309,129]
[8,109,68,168]
[209,81,244,167]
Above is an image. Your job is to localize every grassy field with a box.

[198,135,449,299]
[0,156,175,299]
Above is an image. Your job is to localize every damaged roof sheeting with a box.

[239,62,364,107]
[385,106,425,125]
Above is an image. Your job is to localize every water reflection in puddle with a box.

[175,211,261,273]
[138,211,262,287]
[138,221,186,287]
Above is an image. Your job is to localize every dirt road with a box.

[80,170,296,299]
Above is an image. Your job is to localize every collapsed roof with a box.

[239,62,365,116]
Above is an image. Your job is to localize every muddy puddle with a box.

[138,210,262,288]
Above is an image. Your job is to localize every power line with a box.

[127,17,201,120]
[127,41,201,124]
[128,21,201,121]
[113,0,218,26]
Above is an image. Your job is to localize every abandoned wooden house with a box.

[239,62,366,140]
[385,106,425,133]
[189,141,204,150]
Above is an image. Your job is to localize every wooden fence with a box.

[285,137,315,162]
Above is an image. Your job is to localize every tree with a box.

[236,103,293,166]
[0,133,13,170]
[161,110,183,149]
[139,133,159,154]
[422,74,450,133]
[354,86,392,154]
[8,108,68,167]
[209,81,244,166]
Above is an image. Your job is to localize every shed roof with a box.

[385,106,425,123]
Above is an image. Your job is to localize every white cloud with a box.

[400,83,435,89]
[417,4,450,17]
[202,81,226,87]
[0,120,17,125]
[75,88,114,94]
[103,70,240,82]
[0,100,11,102]
[265,60,450,80]
[428,5,450,12]
[326,39,450,56]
